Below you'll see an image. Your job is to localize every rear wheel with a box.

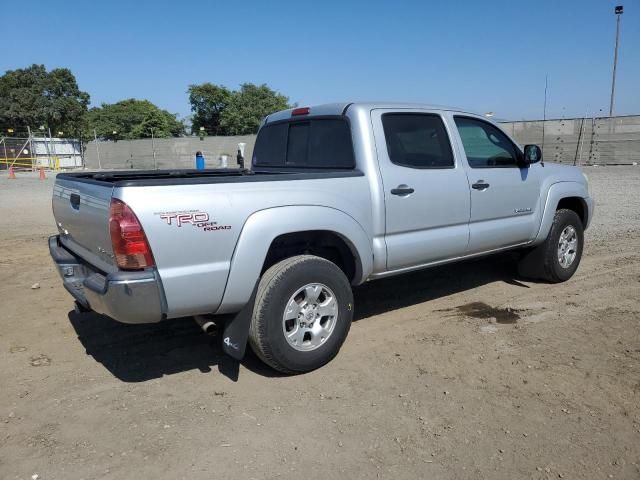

[518,209,584,283]
[248,255,354,374]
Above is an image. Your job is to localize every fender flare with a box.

[533,181,591,245]
[216,205,374,315]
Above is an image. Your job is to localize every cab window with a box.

[381,113,454,169]
[454,116,519,168]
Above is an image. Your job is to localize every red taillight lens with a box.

[109,198,155,270]
[291,107,310,116]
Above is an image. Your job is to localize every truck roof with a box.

[265,102,476,124]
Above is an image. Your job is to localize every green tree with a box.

[220,83,290,135]
[188,83,231,135]
[85,99,183,140]
[0,64,90,137]
[187,82,290,135]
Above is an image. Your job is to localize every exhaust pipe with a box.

[194,315,219,335]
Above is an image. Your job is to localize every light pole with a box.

[609,5,623,117]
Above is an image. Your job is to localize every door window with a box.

[381,114,454,169]
[454,117,519,168]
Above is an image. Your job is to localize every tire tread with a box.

[518,208,583,283]
[248,255,351,374]
[249,256,305,374]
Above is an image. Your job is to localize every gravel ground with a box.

[0,166,639,480]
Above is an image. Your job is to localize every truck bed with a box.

[57,168,363,187]
[52,164,371,320]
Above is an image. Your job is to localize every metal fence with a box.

[0,135,82,170]
[77,115,640,170]
[501,115,640,165]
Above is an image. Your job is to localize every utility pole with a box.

[541,74,548,153]
[609,5,624,117]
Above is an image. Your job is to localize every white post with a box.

[41,128,52,168]
[1,138,7,167]
[94,129,102,169]
[48,128,57,169]
[151,128,157,170]
[237,142,247,169]
[27,126,34,170]
[578,117,586,165]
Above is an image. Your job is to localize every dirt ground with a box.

[1,167,639,480]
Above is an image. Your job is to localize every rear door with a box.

[372,109,471,271]
[451,115,543,253]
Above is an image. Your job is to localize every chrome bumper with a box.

[49,235,165,324]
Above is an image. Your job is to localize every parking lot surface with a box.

[1,167,639,479]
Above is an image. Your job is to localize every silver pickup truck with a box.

[50,102,594,373]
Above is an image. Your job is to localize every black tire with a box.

[248,255,354,374]
[518,209,584,283]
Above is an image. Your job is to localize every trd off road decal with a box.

[155,210,231,232]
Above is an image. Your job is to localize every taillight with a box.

[291,107,310,116]
[109,198,155,270]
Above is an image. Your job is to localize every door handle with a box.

[472,181,490,190]
[70,193,80,209]
[390,185,415,196]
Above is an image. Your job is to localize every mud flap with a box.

[221,283,258,360]
[517,244,547,280]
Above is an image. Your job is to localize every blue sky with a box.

[2,0,638,121]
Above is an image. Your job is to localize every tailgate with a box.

[52,177,117,273]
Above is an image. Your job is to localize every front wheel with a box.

[248,255,354,374]
[518,209,584,283]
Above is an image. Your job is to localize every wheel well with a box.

[262,231,358,283]
[557,197,586,227]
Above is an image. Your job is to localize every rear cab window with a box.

[252,118,355,169]
[381,113,454,169]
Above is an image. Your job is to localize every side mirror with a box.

[523,144,542,165]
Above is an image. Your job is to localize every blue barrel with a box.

[195,151,205,170]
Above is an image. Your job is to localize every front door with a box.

[372,110,471,271]
[451,115,543,253]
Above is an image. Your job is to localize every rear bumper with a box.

[49,235,165,324]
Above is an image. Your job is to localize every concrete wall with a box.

[84,135,256,170]
[501,115,640,165]
[82,116,640,170]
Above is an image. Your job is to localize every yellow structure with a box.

[0,156,61,171]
